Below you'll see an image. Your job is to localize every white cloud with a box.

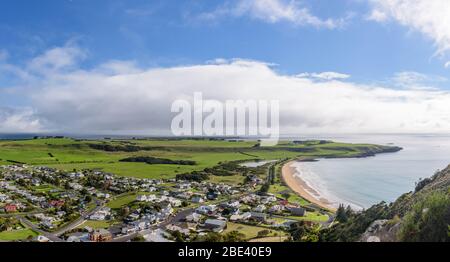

[0,107,42,133]
[445,61,450,68]
[391,71,447,90]
[2,46,449,135]
[27,43,86,74]
[198,0,347,29]
[367,0,450,62]
[3,44,450,134]
[297,71,351,80]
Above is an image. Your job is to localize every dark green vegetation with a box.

[320,165,450,242]
[119,156,196,165]
[0,138,400,182]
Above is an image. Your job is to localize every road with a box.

[17,216,64,242]
[53,201,104,236]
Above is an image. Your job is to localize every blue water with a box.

[289,134,450,210]
[240,160,276,168]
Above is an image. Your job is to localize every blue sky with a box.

[1,0,450,134]
[1,0,448,79]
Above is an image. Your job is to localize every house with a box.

[36,236,51,242]
[166,224,190,236]
[66,232,89,242]
[230,212,251,221]
[4,204,17,213]
[41,220,55,229]
[269,205,284,213]
[136,195,148,202]
[133,220,150,230]
[143,229,173,242]
[206,191,219,200]
[122,225,138,234]
[90,207,111,221]
[49,200,65,208]
[253,205,266,212]
[31,178,41,186]
[56,211,66,217]
[168,198,182,207]
[196,205,217,215]
[176,192,192,200]
[289,207,306,216]
[191,196,204,203]
[0,194,8,202]
[250,212,267,222]
[204,219,227,233]
[176,183,191,190]
[89,229,113,242]
[185,212,203,223]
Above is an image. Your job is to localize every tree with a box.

[282,192,291,200]
[197,232,223,242]
[120,206,130,218]
[131,235,146,242]
[172,231,186,242]
[259,183,270,193]
[84,195,92,203]
[223,231,246,242]
[289,221,320,242]
[335,204,348,223]
[257,229,270,238]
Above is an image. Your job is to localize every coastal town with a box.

[0,160,333,242]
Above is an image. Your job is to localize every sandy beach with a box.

[282,161,336,211]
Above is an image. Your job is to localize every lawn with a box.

[32,184,59,193]
[77,220,116,229]
[0,229,38,241]
[268,183,309,206]
[223,222,286,240]
[106,193,139,209]
[287,212,329,222]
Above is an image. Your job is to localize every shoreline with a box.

[281,161,337,212]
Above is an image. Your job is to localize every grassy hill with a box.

[0,138,400,180]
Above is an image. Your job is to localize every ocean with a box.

[288,134,450,210]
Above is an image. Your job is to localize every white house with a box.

[254,205,266,212]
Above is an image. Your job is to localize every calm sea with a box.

[288,134,450,210]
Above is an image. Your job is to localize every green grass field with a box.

[106,193,139,209]
[0,138,395,181]
[77,220,116,229]
[287,212,329,222]
[0,229,38,241]
[223,222,286,240]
